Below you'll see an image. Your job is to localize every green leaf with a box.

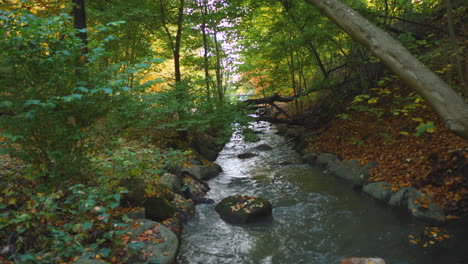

[414,121,436,136]
[103,88,113,94]
[97,248,112,258]
[82,221,93,231]
[25,100,41,106]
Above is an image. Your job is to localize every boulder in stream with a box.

[215,195,272,224]
[237,152,258,159]
[255,144,273,151]
[183,163,222,181]
[389,187,445,222]
[340,257,386,264]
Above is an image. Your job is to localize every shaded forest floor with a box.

[304,80,468,218]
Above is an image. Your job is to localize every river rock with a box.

[161,215,182,237]
[340,257,386,264]
[326,159,370,187]
[362,181,393,202]
[125,207,146,220]
[316,153,339,168]
[215,195,272,224]
[172,193,195,221]
[389,187,445,222]
[183,164,222,181]
[278,151,303,165]
[144,196,177,222]
[120,177,152,207]
[159,172,181,193]
[192,134,223,162]
[181,176,209,203]
[302,151,320,165]
[124,219,179,264]
[255,144,273,151]
[285,126,305,139]
[238,152,258,159]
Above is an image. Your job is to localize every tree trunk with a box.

[201,0,211,99]
[174,0,185,83]
[305,0,468,139]
[72,0,87,49]
[445,0,466,97]
[213,31,224,100]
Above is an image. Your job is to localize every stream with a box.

[177,122,468,264]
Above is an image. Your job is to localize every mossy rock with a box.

[215,195,272,224]
[144,196,177,222]
[237,152,257,159]
[120,177,146,207]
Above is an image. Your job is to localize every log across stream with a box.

[177,122,468,264]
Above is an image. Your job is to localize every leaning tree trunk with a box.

[305,0,468,139]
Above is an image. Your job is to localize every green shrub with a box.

[0,10,139,183]
[0,183,127,263]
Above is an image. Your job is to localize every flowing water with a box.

[177,122,468,264]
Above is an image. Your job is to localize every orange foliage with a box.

[307,84,468,215]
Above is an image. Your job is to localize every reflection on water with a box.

[177,122,468,264]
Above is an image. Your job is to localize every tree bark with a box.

[72,0,87,49]
[445,0,466,97]
[305,0,468,139]
[213,31,224,100]
[200,0,211,98]
[174,0,185,83]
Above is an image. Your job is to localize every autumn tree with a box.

[304,0,468,139]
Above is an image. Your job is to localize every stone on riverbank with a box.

[144,196,177,222]
[120,177,147,207]
[215,195,272,224]
[124,219,179,264]
[302,151,320,165]
[362,181,393,202]
[160,172,181,193]
[181,176,210,203]
[389,187,445,222]
[316,153,340,168]
[183,163,222,181]
[340,257,386,264]
[172,193,195,221]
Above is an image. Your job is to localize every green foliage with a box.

[414,121,436,137]
[0,183,127,263]
[110,79,251,143]
[242,128,260,142]
[0,10,147,183]
[93,142,188,180]
[337,113,351,120]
